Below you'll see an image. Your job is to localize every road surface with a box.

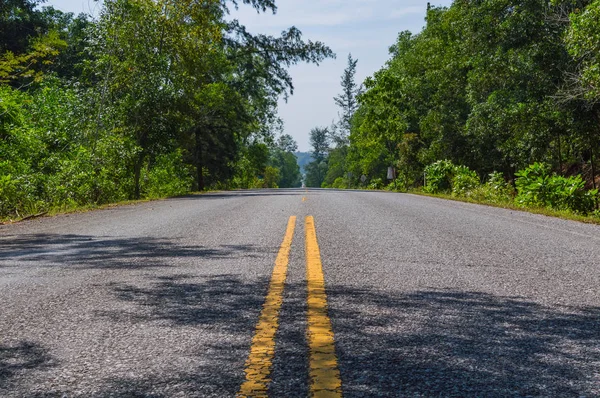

[1,189,600,397]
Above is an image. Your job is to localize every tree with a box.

[272,150,301,188]
[333,54,361,145]
[0,0,335,218]
[342,0,597,189]
[305,126,330,187]
[0,0,48,55]
[270,133,301,187]
[277,134,298,153]
[309,126,330,163]
[563,0,600,189]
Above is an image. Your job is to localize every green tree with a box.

[333,54,361,145]
[305,126,330,187]
[277,134,298,153]
[0,0,49,54]
[271,134,301,188]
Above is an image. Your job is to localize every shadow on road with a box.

[0,341,55,391]
[327,287,600,397]
[92,276,600,397]
[3,275,599,396]
[102,274,267,329]
[92,274,273,397]
[0,234,267,269]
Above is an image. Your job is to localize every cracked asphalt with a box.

[1,189,600,397]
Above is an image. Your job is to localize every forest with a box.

[305,0,600,216]
[0,0,333,219]
[3,0,600,220]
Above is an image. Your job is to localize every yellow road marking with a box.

[305,216,342,397]
[238,216,296,397]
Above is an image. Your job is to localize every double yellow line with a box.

[238,216,342,397]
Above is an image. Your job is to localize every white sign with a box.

[387,167,395,180]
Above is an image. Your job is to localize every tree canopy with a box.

[0,0,332,218]
[315,0,599,197]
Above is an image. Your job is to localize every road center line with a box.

[305,216,343,397]
[238,216,296,397]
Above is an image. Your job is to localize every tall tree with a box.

[563,0,600,188]
[309,126,330,163]
[305,126,330,187]
[333,53,361,145]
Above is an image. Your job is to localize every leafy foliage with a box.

[424,160,456,193]
[452,166,480,197]
[333,54,361,145]
[306,0,599,218]
[515,163,598,213]
[0,0,331,218]
[305,126,330,187]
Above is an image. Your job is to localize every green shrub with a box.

[547,175,597,214]
[368,177,384,190]
[144,150,193,198]
[250,177,265,189]
[424,160,455,193]
[452,165,480,197]
[424,160,481,196]
[469,171,514,204]
[385,176,408,192]
[263,166,280,188]
[487,172,512,195]
[331,177,347,189]
[515,162,598,214]
[515,162,553,207]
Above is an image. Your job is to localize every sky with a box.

[45,0,453,151]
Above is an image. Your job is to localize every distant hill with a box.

[294,152,313,174]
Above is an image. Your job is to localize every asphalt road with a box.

[1,188,600,397]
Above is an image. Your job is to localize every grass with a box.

[3,187,599,226]
[408,189,600,225]
[0,191,214,225]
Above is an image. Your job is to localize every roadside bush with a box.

[515,162,598,214]
[487,171,513,197]
[467,172,514,204]
[248,177,265,189]
[424,160,481,196]
[368,177,384,190]
[144,150,193,199]
[452,165,480,197]
[385,176,409,192]
[331,177,347,189]
[547,175,597,213]
[262,166,280,188]
[515,162,553,207]
[424,160,455,193]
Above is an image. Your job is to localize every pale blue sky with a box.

[44,0,453,151]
